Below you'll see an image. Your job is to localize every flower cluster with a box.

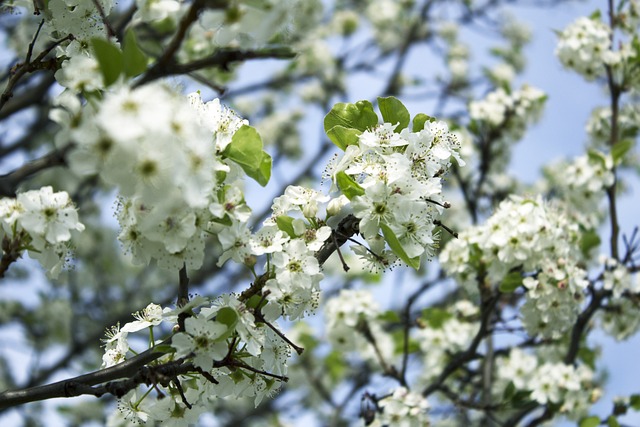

[332,117,464,268]
[555,16,611,80]
[0,186,84,278]
[497,348,599,419]
[598,257,640,340]
[586,105,640,148]
[368,387,430,427]
[440,195,589,338]
[324,289,393,362]
[438,22,470,86]
[468,84,546,142]
[61,83,253,270]
[102,295,292,424]
[541,153,614,229]
[47,0,115,57]
[415,301,479,384]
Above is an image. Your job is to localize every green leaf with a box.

[378,310,401,323]
[91,38,123,87]
[611,139,634,165]
[123,28,148,77]
[579,416,601,427]
[502,381,516,400]
[246,294,268,311]
[587,149,607,169]
[276,215,297,238]
[152,344,176,354]
[216,307,238,331]
[589,9,602,20]
[421,307,452,329]
[580,229,601,257]
[499,271,523,293]
[578,346,597,369]
[630,394,640,410]
[224,125,271,185]
[325,350,347,381]
[391,329,419,354]
[335,171,365,200]
[326,125,362,150]
[412,113,436,132]
[245,152,271,187]
[607,416,621,427]
[378,96,410,131]
[324,101,378,133]
[380,223,420,270]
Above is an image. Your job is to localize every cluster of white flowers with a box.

[257,185,334,321]
[440,196,589,338]
[439,23,470,85]
[57,83,252,270]
[103,295,293,424]
[586,105,640,147]
[541,153,614,229]
[598,257,640,340]
[0,186,85,278]
[47,0,115,57]
[364,0,410,52]
[333,119,464,269]
[415,301,479,384]
[324,289,393,362]
[555,16,611,80]
[468,84,546,142]
[188,1,301,51]
[368,387,430,427]
[133,0,183,25]
[497,348,599,419]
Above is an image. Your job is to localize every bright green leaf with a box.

[276,215,297,238]
[326,125,362,150]
[611,139,634,165]
[578,346,597,369]
[502,381,516,400]
[580,229,601,257]
[216,307,238,329]
[421,307,452,329]
[607,416,621,427]
[325,350,347,381]
[224,125,271,185]
[630,394,640,410]
[245,152,271,186]
[152,344,176,354]
[123,28,148,77]
[324,101,378,133]
[391,329,419,354]
[579,416,601,427]
[91,38,123,87]
[378,310,401,323]
[589,9,602,20]
[413,113,436,132]
[335,171,365,200]
[380,223,420,270]
[587,149,607,169]
[499,271,523,293]
[378,96,410,131]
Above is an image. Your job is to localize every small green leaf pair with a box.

[323,96,413,150]
[223,125,272,187]
[91,29,148,87]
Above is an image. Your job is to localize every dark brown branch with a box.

[177,264,190,331]
[136,47,297,87]
[0,144,73,197]
[0,33,72,113]
[0,338,170,409]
